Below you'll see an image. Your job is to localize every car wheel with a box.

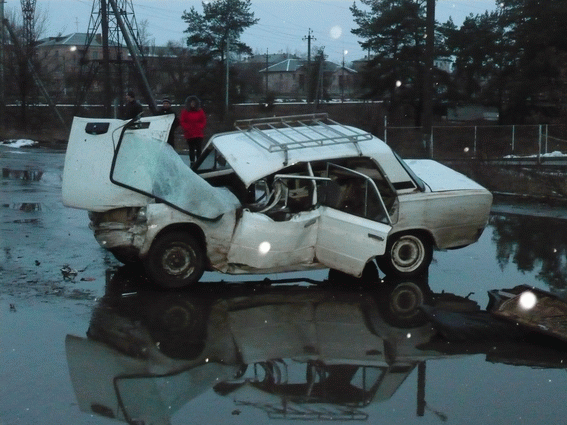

[147,298,208,359]
[375,279,432,328]
[145,231,205,289]
[378,232,432,277]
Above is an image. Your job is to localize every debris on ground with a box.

[60,264,78,281]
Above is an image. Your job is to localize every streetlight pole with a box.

[341,49,347,102]
[265,48,268,98]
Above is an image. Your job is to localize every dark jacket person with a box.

[156,98,179,147]
[122,91,143,120]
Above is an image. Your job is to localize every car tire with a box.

[145,231,205,289]
[377,232,432,278]
[147,298,208,359]
[375,279,432,328]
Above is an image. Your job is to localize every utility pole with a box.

[20,0,36,47]
[422,0,435,158]
[225,35,229,114]
[0,0,4,128]
[20,0,36,117]
[108,0,156,113]
[303,28,315,103]
[80,0,155,116]
[101,0,111,117]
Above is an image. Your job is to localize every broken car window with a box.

[321,163,391,225]
[111,132,239,220]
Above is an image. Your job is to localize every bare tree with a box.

[3,5,48,129]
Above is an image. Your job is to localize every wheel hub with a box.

[163,246,194,276]
[392,236,425,271]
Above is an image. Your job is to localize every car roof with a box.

[209,116,407,187]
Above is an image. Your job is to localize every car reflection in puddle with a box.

[66,268,567,424]
[1,167,44,181]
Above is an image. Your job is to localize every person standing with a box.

[180,96,206,163]
[122,90,143,120]
[156,98,179,147]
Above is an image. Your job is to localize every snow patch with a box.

[504,151,567,159]
[0,139,37,148]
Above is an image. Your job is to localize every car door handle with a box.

[304,218,317,228]
[368,233,384,242]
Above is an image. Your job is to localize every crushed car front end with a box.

[88,206,149,262]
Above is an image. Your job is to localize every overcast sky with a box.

[26,0,498,62]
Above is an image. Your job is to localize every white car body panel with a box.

[315,207,390,275]
[228,209,320,271]
[406,159,488,192]
[395,160,493,249]
[226,207,390,276]
[139,204,238,269]
[396,190,491,249]
[62,117,154,211]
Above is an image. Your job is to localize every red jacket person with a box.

[180,96,206,163]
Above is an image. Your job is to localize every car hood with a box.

[405,159,489,192]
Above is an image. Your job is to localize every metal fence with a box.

[383,124,567,160]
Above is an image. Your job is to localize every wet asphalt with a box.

[2,145,567,425]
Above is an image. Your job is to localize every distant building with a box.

[244,53,296,65]
[446,104,499,121]
[36,33,129,97]
[37,33,129,71]
[433,57,453,73]
[260,58,357,99]
[260,58,306,96]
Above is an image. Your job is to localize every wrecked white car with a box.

[62,113,492,288]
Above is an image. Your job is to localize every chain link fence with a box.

[383,124,567,160]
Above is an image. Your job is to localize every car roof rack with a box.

[233,113,372,165]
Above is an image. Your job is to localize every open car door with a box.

[315,164,392,276]
[227,176,321,271]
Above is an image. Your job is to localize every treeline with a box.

[351,0,567,124]
[3,0,567,130]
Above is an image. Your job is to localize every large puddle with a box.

[2,146,567,424]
